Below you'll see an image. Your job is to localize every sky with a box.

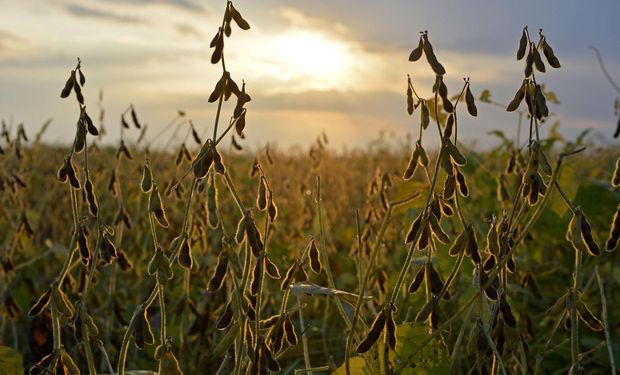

[0,0,619,151]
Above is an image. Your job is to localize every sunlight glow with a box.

[270,30,352,89]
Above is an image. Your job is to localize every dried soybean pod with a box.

[516,27,528,60]
[229,2,250,30]
[130,106,141,129]
[308,238,322,273]
[406,213,423,244]
[77,225,90,265]
[283,315,298,346]
[418,224,430,250]
[429,213,450,244]
[149,184,169,228]
[267,196,278,223]
[85,177,98,217]
[406,85,414,115]
[409,37,424,62]
[467,226,481,264]
[605,204,620,251]
[386,307,397,350]
[532,45,546,73]
[408,266,425,293]
[579,212,600,256]
[525,47,534,77]
[216,301,234,330]
[61,70,76,98]
[178,238,193,270]
[257,178,268,211]
[576,302,603,331]
[281,262,297,291]
[446,140,466,166]
[449,228,468,256]
[249,258,262,295]
[208,252,228,292]
[207,174,219,229]
[465,85,477,116]
[611,156,620,188]
[420,100,430,129]
[500,294,517,328]
[542,38,561,68]
[140,158,153,193]
[455,168,469,197]
[443,175,456,199]
[235,215,248,244]
[507,80,526,111]
[28,288,52,317]
[480,269,498,301]
[403,147,419,180]
[265,256,281,279]
[422,34,446,75]
[356,310,386,353]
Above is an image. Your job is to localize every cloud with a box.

[103,0,205,13]
[64,4,145,24]
[175,23,203,38]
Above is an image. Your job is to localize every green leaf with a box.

[0,346,23,375]
[392,322,450,374]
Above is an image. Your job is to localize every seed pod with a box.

[130,106,141,129]
[408,266,425,294]
[83,111,98,135]
[281,262,297,291]
[28,288,52,316]
[406,85,414,115]
[420,100,430,129]
[428,263,449,298]
[499,294,517,328]
[283,315,298,346]
[149,184,169,228]
[178,237,193,270]
[525,48,534,77]
[449,228,468,256]
[534,85,549,119]
[77,224,90,265]
[429,213,449,244]
[446,140,466,166]
[466,226,481,264]
[100,231,118,263]
[507,80,526,112]
[228,2,250,30]
[576,302,603,331]
[216,301,234,330]
[579,212,600,256]
[265,256,281,279]
[246,219,264,256]
[532,45,546,73]
[84,177,99,217]
[209,74,225,103]
[117,249,133,272]
[208,252,228,292]
[141,160,153,193]
[356,310,385,353]
[61,70,76,98]
[268,196,278,223]
[403,147,420,180]
[422,34,446,75]
[455,168,469,197]
[443,175,456,199]
[406,213,424,244]
[235,215,248,244]
[415,299,434,323]
[308,238,322,273]
[480,269,498,300]
[250,258,262,296]
[465,85,477,116]
[207,174,219,229]
[257,178,268,211]
[386,307,397,350]
[408,37,424,62]
[133,308,155,349]
[74,120,86,153]
[605,204,620,251]
[211,29,224,64]
[516,28,528,60]
[542,38,561,68]
[611,156,620,187]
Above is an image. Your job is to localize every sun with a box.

[270,30,352,89]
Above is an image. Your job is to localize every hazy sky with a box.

[0,0,619,150]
